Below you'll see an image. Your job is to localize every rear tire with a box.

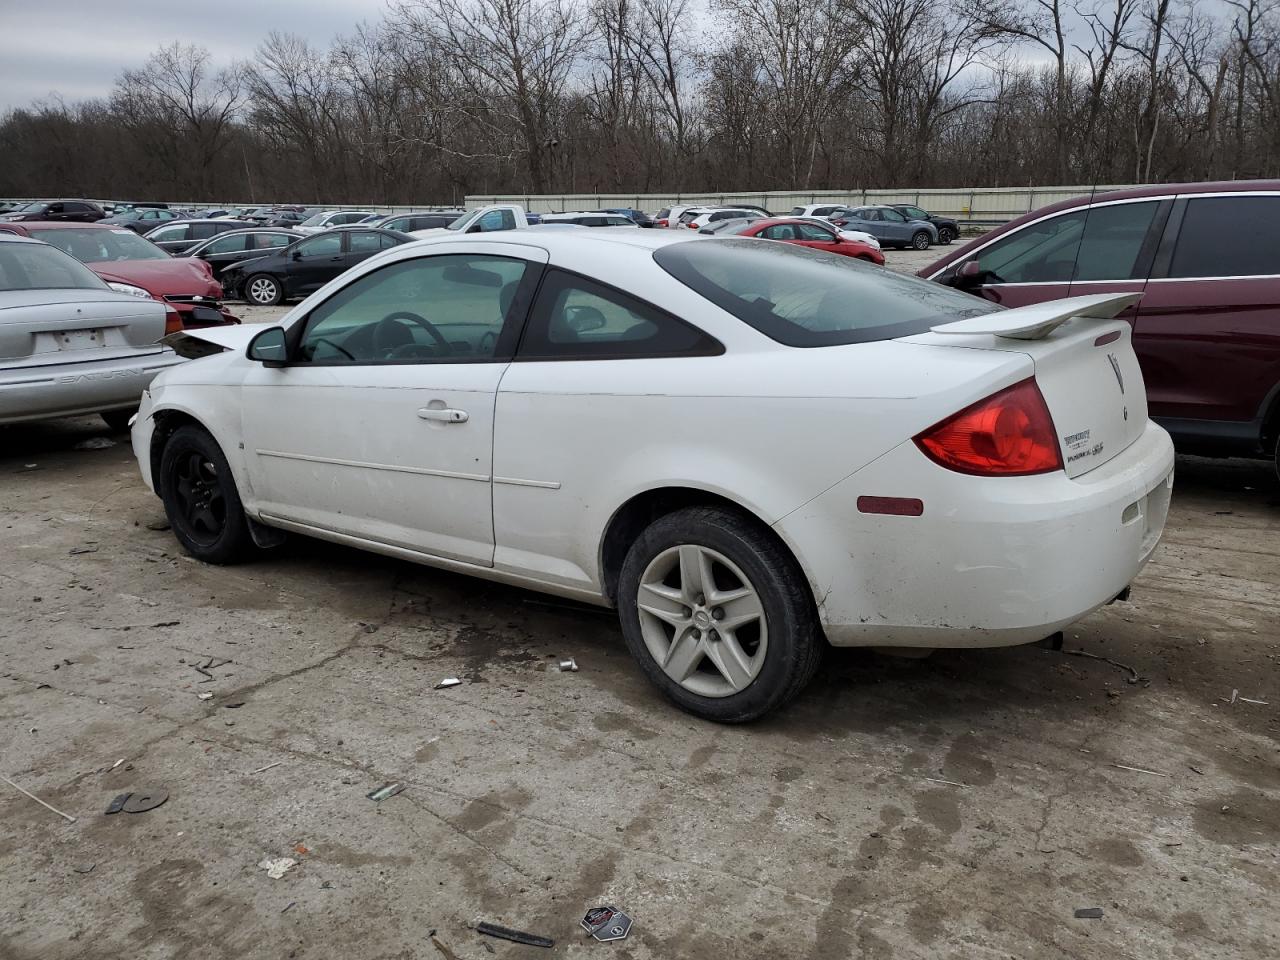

[101,409,134,432]
[617,506,823,723]
[911,230,932,250]
[938,226,957,245]
[159,425,255,564]
[245,274,283,306]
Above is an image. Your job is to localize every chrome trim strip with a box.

[493,476,561,489]
[255,448,489,482]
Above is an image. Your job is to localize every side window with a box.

[518,269,721,361]
[348,232,382,253]
[880,208,907,223]
[975,202,1159,284]
[475,209,516,232]
[256,233,291,249]
[384,217,407,231]
[857,210,880,222]
[47,203,65,214]
[149,225,189,242]
[761,224,798,240]
[206,234,249,254]
[789,207,805,216]
[1072,201,1160,280]
[1168,195,1280,278]
[191,223,219,240]
[298,255,530,364]
[798,224,835,241]
[295,234,342,257]
[378,234,401,249]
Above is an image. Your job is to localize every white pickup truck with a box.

[409,204,530,238]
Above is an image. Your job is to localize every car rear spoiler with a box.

[930,293,1142,341]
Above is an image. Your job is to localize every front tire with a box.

[617,506,823,723]
[245,274,283,306]
[159,425,255,564]
[911,230,932,250]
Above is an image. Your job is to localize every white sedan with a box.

[131,230,1174,722]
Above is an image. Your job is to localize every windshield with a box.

[654,239,994,347]
[0,241,107,291]
[29,227,170,263]
[299,212,329,227]
[446,209,482,231]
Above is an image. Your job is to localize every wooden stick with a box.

[1,775,77,823]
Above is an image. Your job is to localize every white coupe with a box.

[131,230,1174,722]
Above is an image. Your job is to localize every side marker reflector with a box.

[857,496,924,516]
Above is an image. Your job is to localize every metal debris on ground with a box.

[1238,695,1269,705]
[435,677,462,689]
[1061,648,1145,684]
[68,546,99,555]
[281,901,297,914]
[72,863,96,874]
[557,658,579,672]
[476,921,555,948]
[193,656,232,683]
[197,692,214,701]
[1110,763,1170,778]
[582,905,633,942]
[1230,688,1239,704]
[249,760,284,775]
[367,782,406,802]
[1074,907,1105,919]
[73,437,116,450]
[1,774,78,823]
[110,758,124,770]
[105,793,131,815]
[121,788,168,813]
[258,857,297,879]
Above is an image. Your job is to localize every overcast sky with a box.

[0,0,391,110]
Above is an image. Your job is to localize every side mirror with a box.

[291,250,302,260]
[247,326,289,367]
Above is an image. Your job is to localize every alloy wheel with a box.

[248,277,279,304]
[635,544,768,698]
[171,450,227,546]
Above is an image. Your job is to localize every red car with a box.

[719,217,885,264]
[0,222,238,334]
[920,180,1280,471]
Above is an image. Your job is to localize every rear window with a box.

[0,242,106,292]
[653,240,993,346]
[29,227,169,263]
[1169,195,1280,278]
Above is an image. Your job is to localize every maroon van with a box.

[920,181,1280,473]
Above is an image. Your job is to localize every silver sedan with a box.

[0,233,182,429]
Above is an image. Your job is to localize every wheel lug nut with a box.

[712,608,724,620]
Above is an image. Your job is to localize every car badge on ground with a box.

[581,905,632,941]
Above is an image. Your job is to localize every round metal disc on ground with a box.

[122,788,168,813]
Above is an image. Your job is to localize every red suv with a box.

[921,181,1280,472]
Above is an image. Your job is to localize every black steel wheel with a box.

[159,425,255,564]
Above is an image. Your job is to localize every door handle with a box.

[417,407,468,423]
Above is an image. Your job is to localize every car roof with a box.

[1,221,118,230]
[406,227,698,257]
[0,232,43,244]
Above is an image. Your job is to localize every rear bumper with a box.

[0,351,184,425]
[776,420,1176,648]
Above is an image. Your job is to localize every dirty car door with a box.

[240,244,543,566]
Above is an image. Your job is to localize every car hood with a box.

[89,258,222,297]
[223,254,274,275]
[162,323,262,359]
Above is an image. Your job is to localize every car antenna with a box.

[1067,167,1102,291]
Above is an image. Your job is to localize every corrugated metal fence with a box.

[3,184,1136,224]
[463,185,1135,223]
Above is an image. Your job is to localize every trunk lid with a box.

[902,293,1147,478]
[0,289,168,367]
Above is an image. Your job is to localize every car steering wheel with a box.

[372,311,451,357]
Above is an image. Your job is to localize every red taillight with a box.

[164,309,183,335]
[914,379,1063,476]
